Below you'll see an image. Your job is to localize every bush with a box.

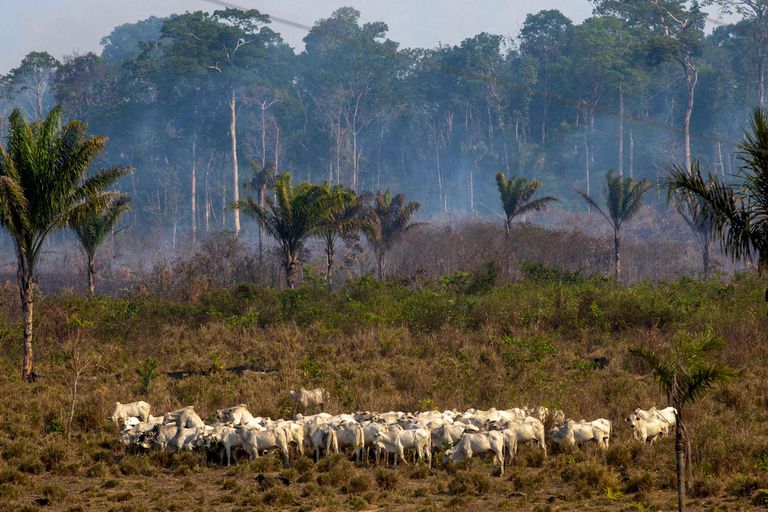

[691,477,721,498]
[375,468,400,491]
[726,474,761,497]
[752,489,768,507]
[561,461,620,498]
[448,469,493,496]
[344,474,373,494]
[261,487,294,506]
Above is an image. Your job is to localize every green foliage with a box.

[136,357,158,394]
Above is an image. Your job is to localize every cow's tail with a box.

[326,429,338,455]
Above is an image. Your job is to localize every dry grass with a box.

[0,271,766,510]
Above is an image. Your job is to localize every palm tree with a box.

[235,173,333,289]
[71,194,131,295]
[495,172,557,237]
[668,108,768,273]
[668,172,716,277]
[243,161,276,263]
[316,184,372,282]
[576,171,652,278]
[367,190,421,279]
[630,330,730,512]
[0,107,129,381]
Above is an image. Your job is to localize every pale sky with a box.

[0,0,735,74]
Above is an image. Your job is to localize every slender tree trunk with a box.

[504,219,510,238]
[682,60,698,174]
[325,237,334,283]
[759,49,765,109]
[585,123,591,213]
[18,256,35,382]
[191,129,197,245]
[618,85,624,177]
[376,251,385,280]
[675,411,686,512]
[87,253,95,296]
[258,186,266,263]
[230,88,240,235]
[67,373,79,442]
[629,126,635,179]
[702,239,710,278]
[285,252,299,289]
[614,230,621,279]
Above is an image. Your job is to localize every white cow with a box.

[168,426,205,454]
[405,428,433,466]
[499,428,520,465]
[238,426,291,465]
[217,404,255,426]
[373,428,406,466]
[432,423,465,450]
[289,387,329,413]
[549,418,612,449]
[203,425,244,465]
[627,407,677,444]
[306,423,339,462]
[335,422,365,462]
[443,431,505,475]
[491,418,547,457]
[163,406,205,429]
[141,423,178,451]
[110,401,151,426]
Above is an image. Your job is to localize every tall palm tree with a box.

[668,171,716,277]
[71,194,131,295]
[576,171,652,278]
[495,172,557,237]
[0,107,129,381]
[668,108,768,273]
[630,330,730,512]
[243,161,276,263]
[235,173,333,289]
[316,184,372,282]
[367,190,421,279]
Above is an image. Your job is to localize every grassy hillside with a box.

[0,270,767,511]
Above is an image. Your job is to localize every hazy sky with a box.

[0,0,734,74]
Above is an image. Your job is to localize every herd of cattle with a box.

[111,388,678,476]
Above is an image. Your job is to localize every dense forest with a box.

[0,1,762,241]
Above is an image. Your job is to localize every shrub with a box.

[448,469,493,496]
[561,461,620,498]
[726,474,761,497]
[375,468,400,491]
[752,489,768,507]
[316,457,354,488]
[624,471,655,494]
[261,487,294,506]
[691,477,721,498]
[344,474,373,494]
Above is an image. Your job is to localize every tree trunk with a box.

[67,374,78,442]
[759,49,765,109]
[675,411,686,512]
[230,88,240,235]
[285,253,299,289]
[18,258,35,382]
[504,219,510,238]
[618,85,624,177]
[191,132,197,245]
[325,238,335,283]
[376,251,385,280]
[682,60,698,174]
[702,239,710,278]
[629,127,635,179]
[614,230,621,279]
[87,253,95,296]
[258,186,266,263]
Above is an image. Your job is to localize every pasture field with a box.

[0,270,767,511]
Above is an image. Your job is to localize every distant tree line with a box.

[0,2,765,239]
